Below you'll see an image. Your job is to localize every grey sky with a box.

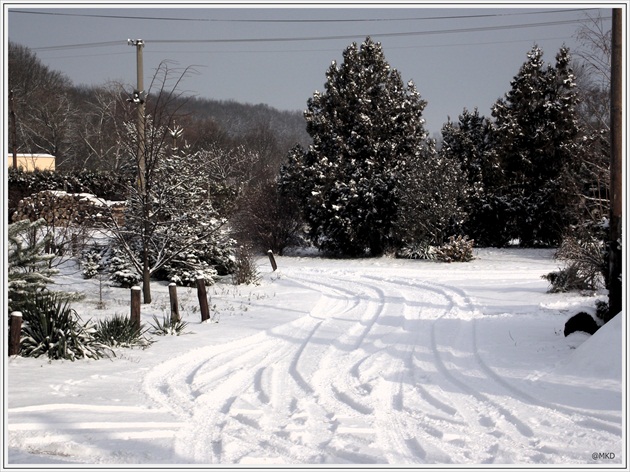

[5,2,612,135]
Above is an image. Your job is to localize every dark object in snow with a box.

[564,312,600,337]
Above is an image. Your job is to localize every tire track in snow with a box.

[294,272,474,464]
[470,320,622,433]
[142,266,620,465]
[381,275,620,463]
[363,274,541,462]
[144,317,322,462]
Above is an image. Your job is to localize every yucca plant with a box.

[94,314,153,348]
[20,292,111,360]
[149,315,190,336]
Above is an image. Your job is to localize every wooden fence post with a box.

[197,277,210,322]
[169,283,180,323]
[9,312,22,356]
[267,249,278,271]
[130,286,141,331]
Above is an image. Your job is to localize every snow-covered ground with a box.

[5,248,625,468]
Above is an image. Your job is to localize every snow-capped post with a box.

[130,286,141,331]
[196,277,210,322]
[9,312,22,356]
[169,283,180,323]
[267,250,277,271]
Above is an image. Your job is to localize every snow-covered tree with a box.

[440,108,510,247]
[105,62,240,302]
[108,139,233,300]
[491,45,583,246]
[8,219,58,312]
[280,37,430,256]
[394,138,465,249]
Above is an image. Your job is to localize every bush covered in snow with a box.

[542,235,606,293]
[434,235,475,263]
[81,245,106,279]
[108,248,141,288]
[231,245,261,285]
[160,251,219,287]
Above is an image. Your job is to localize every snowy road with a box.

[142,265,622,465]
[8,250,623,466]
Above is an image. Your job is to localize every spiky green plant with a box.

[149,315,190,336]
[20,292,111,360]
[94,314,153,348]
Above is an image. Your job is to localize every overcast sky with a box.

[5,2,613,135]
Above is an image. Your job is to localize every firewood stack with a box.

[12,190,126,227]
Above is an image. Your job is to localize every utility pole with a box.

[128,39,151,304]
[608,8,623,321]
[128,39,146,195]
[9,89,17,168]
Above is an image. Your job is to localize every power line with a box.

[31,16,608,52]
[10,8,601,23]
[32,40,127,51]
[146,18,607,44]
[34,35,576,60]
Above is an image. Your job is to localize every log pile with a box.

[12,190,126,227]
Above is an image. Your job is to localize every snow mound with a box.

[556,312,623,380]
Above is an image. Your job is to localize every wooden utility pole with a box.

[128,39,151,304]
[9,89,17,168]
[128,39,146,195]
[608,8,623,321]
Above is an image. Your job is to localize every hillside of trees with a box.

[8,41,310,174]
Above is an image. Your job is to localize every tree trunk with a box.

[142,257,151,304]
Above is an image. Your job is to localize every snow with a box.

[5,248,626,468]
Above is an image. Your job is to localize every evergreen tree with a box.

[280,37,429,256]
[440,108,511,247]
[395,138,464,250]
[8,218,58,312]
[491,45,583,246]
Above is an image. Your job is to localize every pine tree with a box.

[8,218,58,312]
[395,138,464,249]
[491,45,583,246]
[440,108,511,247]
[280,37,430,256]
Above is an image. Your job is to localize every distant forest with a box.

[8,41,311,174]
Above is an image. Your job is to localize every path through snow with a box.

[142,262,622,465]
[7,250,624,466]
